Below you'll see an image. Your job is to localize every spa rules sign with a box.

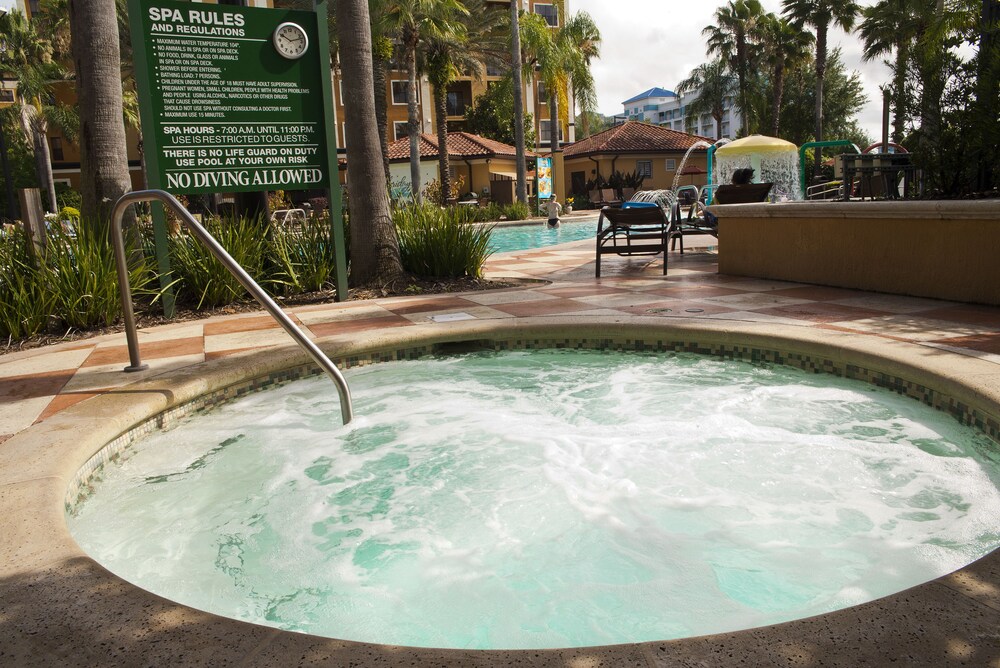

[131,0,331,194]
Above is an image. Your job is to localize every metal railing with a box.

[111,190,353,425]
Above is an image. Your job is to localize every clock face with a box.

[273,22,309,60]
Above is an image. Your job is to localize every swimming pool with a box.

[489,217,597,254]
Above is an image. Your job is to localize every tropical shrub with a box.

[166,215,269,309]
[0,229,52,339]
[393,204,494,278]
[270,213,342,294]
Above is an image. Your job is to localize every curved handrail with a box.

[111,190,353,425]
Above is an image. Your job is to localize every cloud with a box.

[573,0,890,140]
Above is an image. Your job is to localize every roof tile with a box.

[387,132,537,161]
[563,121,714,158]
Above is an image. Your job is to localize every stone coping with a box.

[710,199,1000,220]
[3,317,1000,666]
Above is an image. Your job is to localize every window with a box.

[391,80,415,105]
[0,88,13,103]
[533,3,558,26]
[28,0,40,15]
[50,137,64,161]
[664,158,676,171]
[393,121,410,141]
[537,81,549,105]
[538,120,563,143]
[636,160,652,179]
[446,91,465,117]
[486,63,504,77]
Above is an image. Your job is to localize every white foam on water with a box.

[68,350,1000,649]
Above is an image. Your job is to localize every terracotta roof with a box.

[563,121,714,158]
[387,132,536,162]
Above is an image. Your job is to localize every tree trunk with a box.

[434,85,451,204]
[27,113,58,215]
[889,42,908,143]
[772,61,785,137]
[336,0,404,286]
[549,93,559,152]
[736,36,749,135]
[510,0,528,204]
[406,34,422,202]
[372,53,391,188]
[975,0,1000,190]
[813,26,828,179]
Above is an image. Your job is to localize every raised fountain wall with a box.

[715,200,1000,306]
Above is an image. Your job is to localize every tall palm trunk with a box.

[976,0,1000,190]
[22,109,57,214]
[891,42,908,143]
[337,0,404,286]
[405,31,422,202]
[434,85,451,203]
[549,95,559,152]
[69,0,133,225]
[372,54,391,187]
[812,25,828,178]
[771,60,785,136]
[510,0,527,204]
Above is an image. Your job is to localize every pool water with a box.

[489,217,596,253]
[69,350,1000,650]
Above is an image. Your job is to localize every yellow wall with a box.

[716,201,1000,306]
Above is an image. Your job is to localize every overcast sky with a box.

[573,0,890,140]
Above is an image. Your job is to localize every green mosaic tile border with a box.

[66,336,1000,512]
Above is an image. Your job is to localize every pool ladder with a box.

[111,190,354,425]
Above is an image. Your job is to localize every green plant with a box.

[501,201,531,221]
[270,213,342,294]
[393,203,494,278]
[44,222,152,331]
[167,215,269,309]
[0,229,52,339]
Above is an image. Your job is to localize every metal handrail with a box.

[111,190,353,425]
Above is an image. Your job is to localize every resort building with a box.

[385,132,538,203]
[563,120,713,198]
[622,86,742,141]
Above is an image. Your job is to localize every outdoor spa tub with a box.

[4,317,1000,666]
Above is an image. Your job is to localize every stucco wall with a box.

[716,200,1000,306]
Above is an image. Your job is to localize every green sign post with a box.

[128,0,347,309]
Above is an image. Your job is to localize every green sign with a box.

[135,0,328,194]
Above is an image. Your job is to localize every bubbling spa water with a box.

[69,350,1000,650]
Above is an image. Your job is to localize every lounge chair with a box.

[590,188,623,208]
[595,205,673,277]
[711,182,774,204]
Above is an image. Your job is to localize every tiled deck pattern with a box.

[3,227,1000,443]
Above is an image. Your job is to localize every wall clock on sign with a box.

[273,22,309,60]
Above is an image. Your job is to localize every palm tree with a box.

[383,0,468,202]
[562,11,601,138]
[761,13,814,137]
[521,6,599,160]
[369,0,396,186]
[782,0,860,175]
[337,0,404,286]
[510,0,527,204]
[0,10,68,214]
[68,0,134,224]
[704,0,766,135]
[424,0,507,204]
[859,0,921,143]
[676,58,738,139]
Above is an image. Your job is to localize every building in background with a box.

[622,86,741,141]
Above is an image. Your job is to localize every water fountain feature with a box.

[714,135,802,200]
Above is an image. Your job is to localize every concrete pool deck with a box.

[2,233,1000,666]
